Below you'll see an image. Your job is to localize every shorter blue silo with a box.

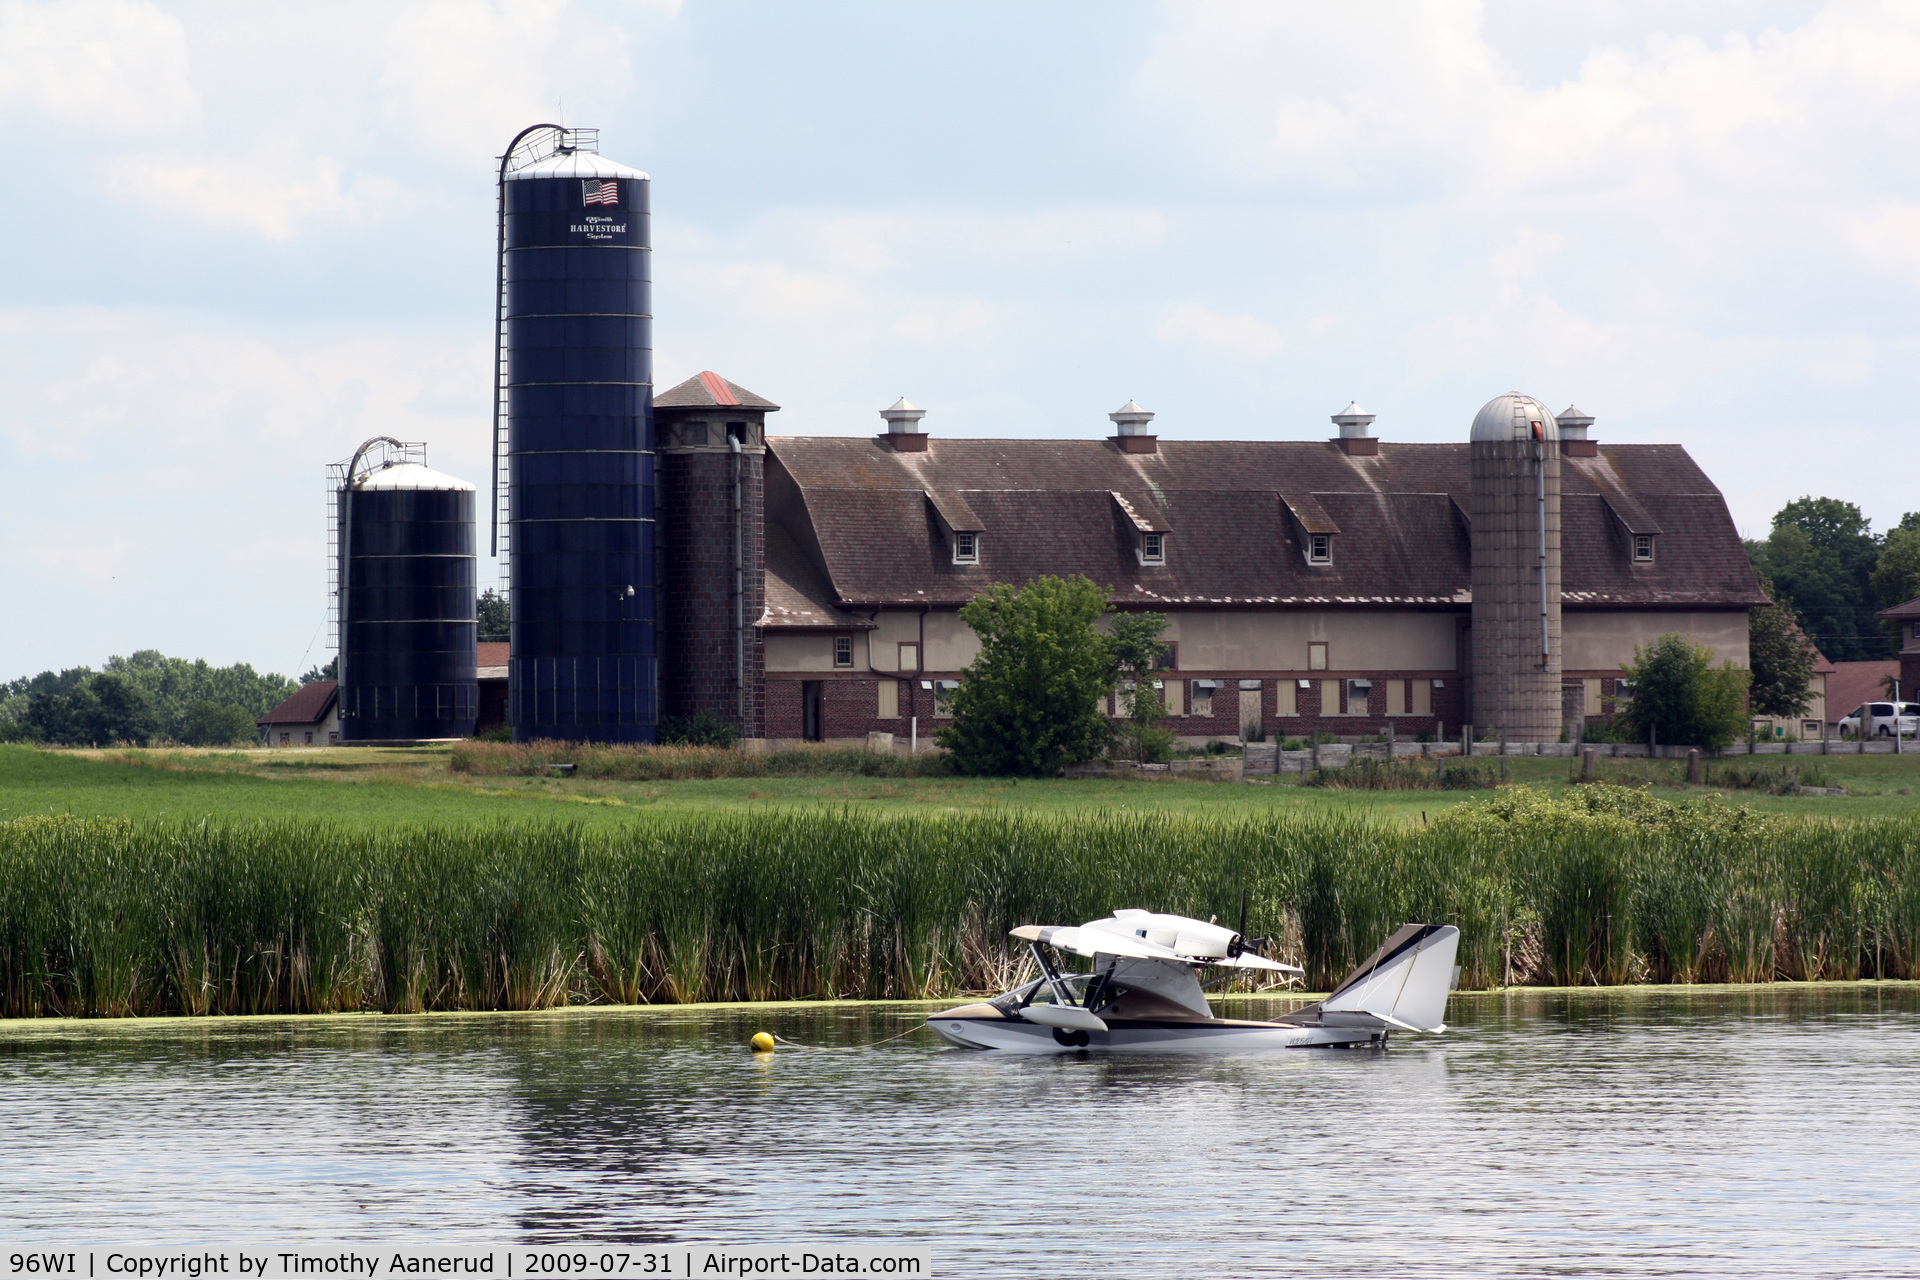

[333,438,478,741]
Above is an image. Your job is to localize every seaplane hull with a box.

[927,1003,1388,1054]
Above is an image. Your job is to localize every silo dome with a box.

[1470,393,1559,443]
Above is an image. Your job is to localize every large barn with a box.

[650,374,1767,747]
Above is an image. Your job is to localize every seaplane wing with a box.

[1010,915,1304,973]
[1011,924,1185,963]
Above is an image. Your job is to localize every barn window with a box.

[952,531,979,564]
[1633,534,1654,562]
[1140,532,1165,565]
[1307,533,1332,565]
[833,636,854,668]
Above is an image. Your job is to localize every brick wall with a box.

[658,447,765,737]
[766,675,918,741]
[1160,675,1468,742]
[765,672,1483,743]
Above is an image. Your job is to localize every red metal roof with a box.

[655,372,779,411]
[476,641,510,669]
[257,681,337,726]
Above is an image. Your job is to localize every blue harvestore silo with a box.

[333,438,478,741]
[494,125,655,742]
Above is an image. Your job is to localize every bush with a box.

[656,710,739,749]
[934,576,1121,776]
[1615,633,1751,751]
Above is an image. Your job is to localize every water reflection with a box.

[1,986,1916,1276]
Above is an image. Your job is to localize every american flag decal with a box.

[581,180,619,206]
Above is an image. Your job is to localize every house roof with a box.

[656,371,781,412]
[1824,660,1901,721]
[477,642,509,677]
[258,681,337,726]
[1878,596,1920,621]
[763,438,1767,611]
[763,523,871,629]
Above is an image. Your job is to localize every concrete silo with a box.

[493,125,655,742]
[654,372,780,741]
[331,438,478,742]
[1469,393,1562,741]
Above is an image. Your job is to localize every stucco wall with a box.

[769,607,1465,674]
[1160,610,1458,672]
[765,633,860,673]
[1562,610,1751,672]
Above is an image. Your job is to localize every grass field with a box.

[6,742,1920,825]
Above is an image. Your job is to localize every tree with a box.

[179,701,260,747]
[1615,633,1750,752]
[1748,497,1885,661]
[935,575,1124,777]
[4,653,297,744]
[478,589,511,642]
[26,671,157,746]
[1108,611,1174,763]
[300,658,338,684]
[1747,583,1817,719]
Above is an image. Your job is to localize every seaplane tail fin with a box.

[1320,923,1460,1033]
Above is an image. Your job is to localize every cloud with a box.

[0,0,198,134]
[377,0,659,161]
[110,150,414,240]
[0,305,494,674]
[1157,304,1286,361]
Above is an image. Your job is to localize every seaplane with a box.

[928,909,1460,1053]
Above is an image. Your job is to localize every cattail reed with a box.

[3,789,1917,1018]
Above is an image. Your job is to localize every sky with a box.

[3,0,1918,681]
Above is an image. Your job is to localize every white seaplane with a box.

[928,909,1460,1053]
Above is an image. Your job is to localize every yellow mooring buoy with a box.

[750,1032,776,1053]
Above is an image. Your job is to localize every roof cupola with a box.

[1330,401,1378,455]
[880,397,929,451]
[1109,399,1157,454]
[1557,405,1597,457]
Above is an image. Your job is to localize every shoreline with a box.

[2,977,1913,1035]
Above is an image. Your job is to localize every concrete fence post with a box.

[1499,728,1508,781]
[1686,748,1701,784]
[1582,746,1596,781]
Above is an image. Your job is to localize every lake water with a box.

[2,986,1917,1277]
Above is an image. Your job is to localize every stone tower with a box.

[654,371,778,740]
[1469,392,1563,741]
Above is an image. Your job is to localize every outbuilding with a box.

[257,681,339,748]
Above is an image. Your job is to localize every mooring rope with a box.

[767,1025,927,1052]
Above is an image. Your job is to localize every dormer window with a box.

[1307,533,1333,565]
[1633,534,1654,562]
[952,531,979,564]
[1140,532,1165,565]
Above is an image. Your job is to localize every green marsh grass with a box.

[451,739,958,780]
[4,787,1919,1017]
